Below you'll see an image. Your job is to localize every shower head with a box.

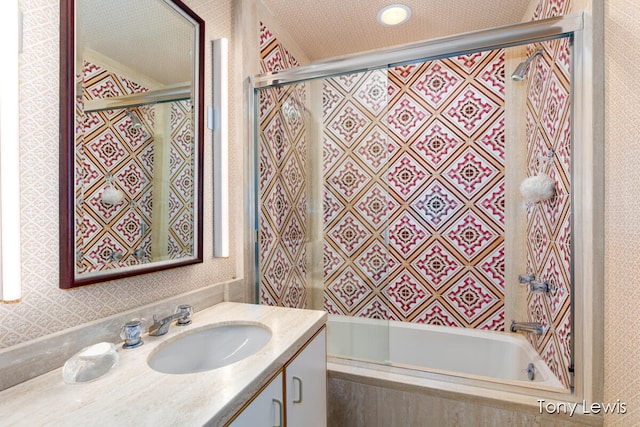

[125,110,144,130]
[511,48,544,82]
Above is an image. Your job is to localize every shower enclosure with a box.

[252,15,580,391]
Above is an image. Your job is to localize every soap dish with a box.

[62,342,119,384]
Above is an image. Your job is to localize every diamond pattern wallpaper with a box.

[76,61,195,274]
[322,52,506,329]
[258,3,573,389]
[258,22,308,308]
[258,23,507,328]
[524,0,573,389]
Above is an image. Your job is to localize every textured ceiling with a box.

[261,0,532,61]
[79,0,196,86]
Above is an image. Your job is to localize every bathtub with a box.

[326,315,563,388]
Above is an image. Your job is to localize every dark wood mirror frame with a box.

[59,0,205,289]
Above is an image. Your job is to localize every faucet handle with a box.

[518,274,536,284]
[519,274,552,293]
[120,319,145,349]
[175,304,193,326]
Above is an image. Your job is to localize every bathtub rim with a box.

[327,314,565,389]
[328,354,569,399]
[327,358,603,426]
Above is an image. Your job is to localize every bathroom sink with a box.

[148,323,272,374]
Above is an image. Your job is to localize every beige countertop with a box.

[0,302,327,426]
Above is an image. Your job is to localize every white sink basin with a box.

[148,323,272,374]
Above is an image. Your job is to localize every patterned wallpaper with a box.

[257,22,507,329]
[604,0,640,425]
[322,53,506,329]
[77,62,195,273]
[258,22,308,308]
[0,0,239,349]
[257,4,579,389]
[523,0,572,389]
[8,0,633,421]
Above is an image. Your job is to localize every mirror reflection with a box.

[61,0,204,288]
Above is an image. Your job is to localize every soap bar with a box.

[78,342,114,360]
[62,342,119,384]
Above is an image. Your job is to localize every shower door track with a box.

[83,85,192,113]
[252,13,582,89]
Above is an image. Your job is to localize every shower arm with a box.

[511,48,544,81]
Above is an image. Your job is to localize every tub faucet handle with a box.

[518,274,536,283]
[519,274,552,293]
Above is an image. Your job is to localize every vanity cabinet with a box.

[229,372,284,427]
[285,328,326,426]
[228,328,326,427]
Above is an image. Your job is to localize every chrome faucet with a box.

[510,320,547,336]
[148,304,193,336]
[518,274,551,293]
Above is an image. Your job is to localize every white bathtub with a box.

[326,315,563,388]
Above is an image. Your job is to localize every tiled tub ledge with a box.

[0,279,246,391]
[327,359,604,427]
[0,302,327,426]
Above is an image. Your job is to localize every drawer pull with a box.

[272,398,283,427]
[292,376,303,404]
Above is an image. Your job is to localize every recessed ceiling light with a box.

[377,4,412,26]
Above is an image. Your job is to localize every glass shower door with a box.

[254,68,395,366]
[253,20,574,389]
[256,81,311,310]
[318,69,393,364]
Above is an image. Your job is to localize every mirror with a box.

[60,0,204,288]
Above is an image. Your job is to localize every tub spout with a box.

[510,320,547,335]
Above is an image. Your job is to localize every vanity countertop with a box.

[0,302,327,426]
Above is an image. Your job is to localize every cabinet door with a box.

[229,371,284,427]
[286,329,327,427]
